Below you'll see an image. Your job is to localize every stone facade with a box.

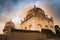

[20,5,55,33]
[7,29,47,40]
[0,34,6,40]
[0,29,59,40]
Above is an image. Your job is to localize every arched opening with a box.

[25,27,27,30]
[37,24,42,31]
[50,26,53,29]
[45,25,48,28]
[29,25,32,30]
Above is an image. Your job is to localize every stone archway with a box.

[37,24,42,32]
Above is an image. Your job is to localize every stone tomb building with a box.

[0,5,59,40]
[20,5,55,33]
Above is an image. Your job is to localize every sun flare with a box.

[12,17,20,23]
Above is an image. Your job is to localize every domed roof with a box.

[26,5,45,16]
[5,19,15,28]
[3,19,15,32]
[5,21,14,25]
[21,5,46,24]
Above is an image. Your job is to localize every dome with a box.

[26,5,45,17]
[21,5,46,24]
[3,19,15,32]
[5,19,15,29]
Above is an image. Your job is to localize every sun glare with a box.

[12,17,20,23]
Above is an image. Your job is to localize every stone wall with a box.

[0,32,60,40]
[21,16,55,33]
[0,34,6,40]
[7,32,47,40]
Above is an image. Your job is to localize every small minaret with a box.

[3,19,15,34]
[51,17,53,20]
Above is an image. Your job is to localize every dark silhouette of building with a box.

[54,25,60,37]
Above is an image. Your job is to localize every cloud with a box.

[0,0,20,18]
[45,0,60,25]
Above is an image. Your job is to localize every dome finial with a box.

[34,4,36,8]
[10,18,12,22]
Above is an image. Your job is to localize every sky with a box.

[0,0,60,34]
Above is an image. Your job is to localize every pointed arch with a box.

[38,24,42,28]
[45,25,48,28]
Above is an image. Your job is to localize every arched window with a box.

[45,25,48,28]
[37,24,42,32]
[51,26,53,29]
[29,25,32,30]
[38,24,42,28]
[25,27,27,30]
